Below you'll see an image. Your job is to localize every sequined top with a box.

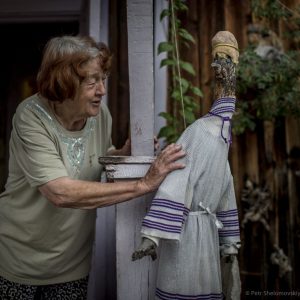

[0,93,114,285]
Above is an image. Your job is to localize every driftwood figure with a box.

[132,31,241,300]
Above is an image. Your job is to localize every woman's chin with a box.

[87,105,101,117]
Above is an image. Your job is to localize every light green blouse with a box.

[0,93,113,285]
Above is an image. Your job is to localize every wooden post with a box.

[127,0,154,156]
[116,1,156,298]
[99,0,158,299]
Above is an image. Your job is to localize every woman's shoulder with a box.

[14,94,45,124]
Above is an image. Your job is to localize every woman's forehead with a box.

[84,58,104,77]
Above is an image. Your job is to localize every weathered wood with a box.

[112,1,157,299]
[108,0,130,149]
[99,156,154,181]
[116,192,158,300]
[127,0,154,157]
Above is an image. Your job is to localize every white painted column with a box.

[114,0,158,299]
[128,0,154,156]
[92,0,163,298]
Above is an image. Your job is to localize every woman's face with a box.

[74,58,106,118]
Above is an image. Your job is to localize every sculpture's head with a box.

[211,31,239,65]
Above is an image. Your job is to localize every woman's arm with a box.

[39,144,185,209]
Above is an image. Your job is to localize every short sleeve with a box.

[10,106,68,187]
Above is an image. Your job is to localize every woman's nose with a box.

[96,81,106,95]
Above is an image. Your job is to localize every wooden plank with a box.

[88,0,100,42]
[105,163,152,180]
[116,192,158,300]
[114,1,156,299]
[127,0,154,156]
[99,156,154,181]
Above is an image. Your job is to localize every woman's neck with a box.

[48,100,87,131]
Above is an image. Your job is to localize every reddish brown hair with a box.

[37,36,112,102]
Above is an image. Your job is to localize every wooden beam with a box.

[127,0,154,156]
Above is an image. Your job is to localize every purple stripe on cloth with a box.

[210,108,235,114]
[156,288,223,300]
[217,216,239,221]
[148,209,183,218]
[220,220,239,225]
[217,209,238,216]
[142,223,181,234]
[152,203,186,212]
[183,207,190,214]
[142,219,182,231]
[219,230,240,237]
[212,102,236,108]
[219,232,240,237]
[221,223,239,227]
[217,209,238,214]
[152,198,185,210]
[219,228,240,233]
[212,100,236,108]
[212,98,236,107]
[147,212,183,223]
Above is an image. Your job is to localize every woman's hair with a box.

[37,36,112,102]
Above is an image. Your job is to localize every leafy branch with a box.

[157,0,203,143]
[233,0,300,135]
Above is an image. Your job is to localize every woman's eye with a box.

[85,81,96,87]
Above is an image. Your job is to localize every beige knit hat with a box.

[212,31,239,64]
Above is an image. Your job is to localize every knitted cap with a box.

[212,31,239,64]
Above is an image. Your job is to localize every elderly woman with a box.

[0,36,185,299]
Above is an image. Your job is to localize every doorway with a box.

[0,22,79,191]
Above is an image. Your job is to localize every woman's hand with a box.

[108,136,160,156]
[107,139,131,156]
[139,143,185,192]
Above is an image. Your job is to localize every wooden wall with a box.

[174,0,300,296]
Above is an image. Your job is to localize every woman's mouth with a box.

[91,99,101,106]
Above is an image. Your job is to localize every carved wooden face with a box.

[211,54,236,98]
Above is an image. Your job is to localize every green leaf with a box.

[160,58,176,68]
[171,89,181,100]
[182,109,196,124]
[158,112,174,122]
[178,2,188,11]
[158,126,177,139]
[158,42,174,55]
[174,76,189,93]
[190,86,203,97]
[179,28,195,44]
[160,9,170,21]
[179,61,196,76]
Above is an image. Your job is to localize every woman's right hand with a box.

[139,143,186,193]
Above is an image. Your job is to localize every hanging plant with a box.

[157,0,203,143]
[233,0,300,135]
